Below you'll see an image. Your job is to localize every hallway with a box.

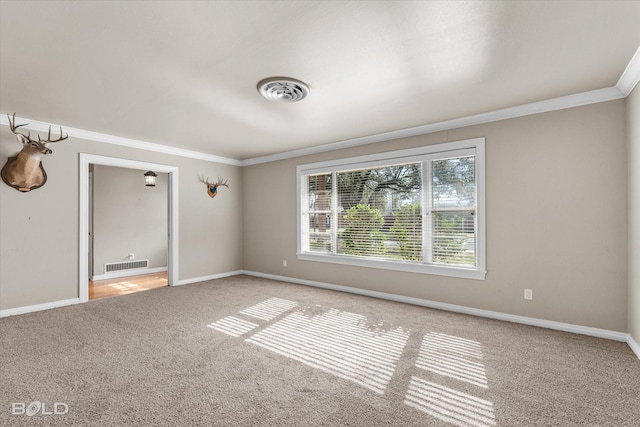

[89,272,168,300]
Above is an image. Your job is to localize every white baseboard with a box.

[242,270,631,344]
[628,335,640,360]
[0,269,241,317]
[0,298,80,318]
[3,271,638,361]
[91,267,168,281]
[176,270,244,286]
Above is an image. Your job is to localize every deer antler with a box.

[215,177,229,188]
[198,175,229,198]
[7,113,68,143]
[38,124,68,144]
[199,176,229,188]
[199,175,213,186]
[7,113,31,140]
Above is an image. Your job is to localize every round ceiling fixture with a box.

[257,77,310,103]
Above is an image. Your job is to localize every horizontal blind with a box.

[335,163,422,261]
[304,173,333,253]
[428,155,476,266]
[297,138,485,278]
[301,153,477,268]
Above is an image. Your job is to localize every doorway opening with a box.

[87,164,170,300]
[89,272,169,300]
[79,154,179,303]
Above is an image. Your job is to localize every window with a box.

[297,138,486,279]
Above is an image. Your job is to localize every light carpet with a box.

[1,275,638,426]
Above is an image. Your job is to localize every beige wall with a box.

[92,165,168,275]
[0,97,632,335]
[243,100,629,332]
[629,85,640,343]
[0,134,242,311]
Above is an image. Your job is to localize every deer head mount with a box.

[199,176,229,198]
[1,113,68,192]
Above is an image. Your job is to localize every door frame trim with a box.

[79,154,179,303]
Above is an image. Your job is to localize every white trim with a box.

[297,138,486,280]
[296,138,482,174]
[0,115,241,166]
[1,46,637,168]
[616,45,640,97]
[296,253,486,280]
[0,86,630,169]
[241,87,624,166]
[242,270,630,343]
[91,267,168,282]
[474,137,487,274]
[167,171,179,287]
[628,335,640,360]
[2,271,637,360]
[0,298,80,318]
[176,270,244,286]
[79,154,179,303]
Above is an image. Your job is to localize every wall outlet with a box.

[524,289,533,300]
[283,260,287,267]
[128,253,135,260]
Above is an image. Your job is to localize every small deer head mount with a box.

[199,176,229,199]
[1,113,68,192]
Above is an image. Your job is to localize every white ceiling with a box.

[1,1,639,162]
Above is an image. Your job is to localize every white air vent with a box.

[104,259,149,273]
[257,77,310,103]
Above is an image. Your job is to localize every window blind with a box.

[298,138,485,279]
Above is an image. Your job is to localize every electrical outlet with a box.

[283,260,287,267]
[128,253,135,260]
[524,289,533,300]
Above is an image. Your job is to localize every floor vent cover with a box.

[104,259,149,273]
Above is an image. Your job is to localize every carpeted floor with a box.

[1,275,638,426]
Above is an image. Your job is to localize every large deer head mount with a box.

[1,113,68,192]
[199,176,229,198]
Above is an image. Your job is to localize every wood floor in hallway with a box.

[89,271,168,300]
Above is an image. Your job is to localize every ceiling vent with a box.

[257,77,310,103]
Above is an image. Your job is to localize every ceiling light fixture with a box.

[257,77,310,103]
[144,171,157,187]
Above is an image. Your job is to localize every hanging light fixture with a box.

[144,171,157,187]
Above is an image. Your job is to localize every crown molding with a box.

[242,45,640,166]
[617,45,640,96]
[0,115,242,166]
[240,86,625,166]
[2,45,638,168]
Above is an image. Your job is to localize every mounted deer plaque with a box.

[199,176,229,199]
[1,113,68,192]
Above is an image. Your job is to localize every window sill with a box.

[297,252,486,280]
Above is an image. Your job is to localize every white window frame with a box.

[296,138,486,280]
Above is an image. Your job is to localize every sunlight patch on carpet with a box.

[240,297,298,320]
[246,308,410,394]
[416,332,488,388]
[207,316,259,337]
[404,377,496,427]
